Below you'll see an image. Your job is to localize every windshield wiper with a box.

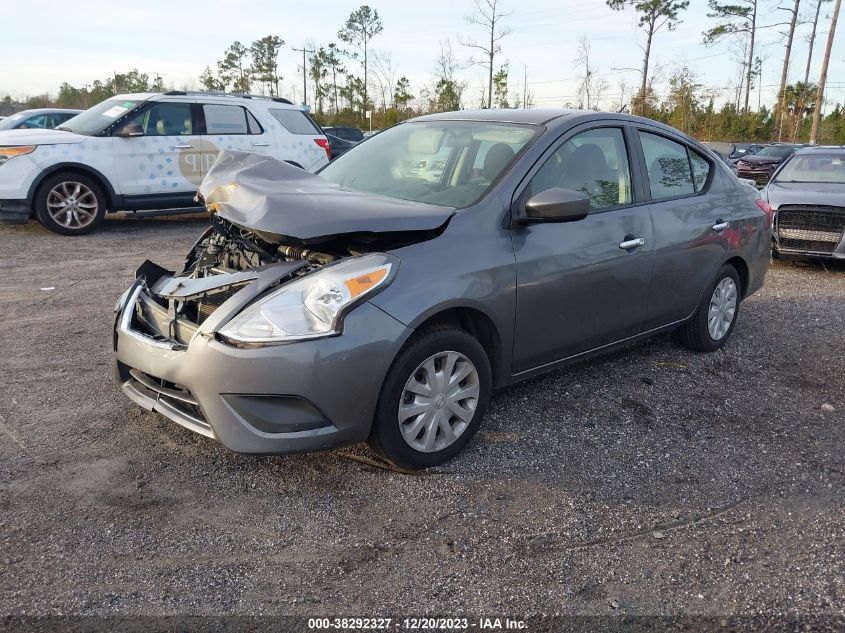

[56,126,71,132]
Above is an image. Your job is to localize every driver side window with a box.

[529,127,632,211]
[123,102,193,136]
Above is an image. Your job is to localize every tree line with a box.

[3,0,843,144]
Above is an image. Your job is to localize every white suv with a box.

[0,92,331,235]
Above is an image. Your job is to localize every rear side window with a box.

[270,108,321,135]
[639,132,695,199]
[689,150,711,191]
[203,104,262,135]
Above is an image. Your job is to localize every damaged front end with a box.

[118,148,454,350]
[113,150,449,447]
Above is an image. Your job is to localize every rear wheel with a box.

[35,172,106,235]
[678,265,741,352]
[368,327,492,470]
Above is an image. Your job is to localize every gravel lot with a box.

[0,216,843,625]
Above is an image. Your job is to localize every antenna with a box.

[292,46,315,108]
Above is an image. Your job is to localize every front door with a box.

[114,100,204,196]
[511,126,654,374]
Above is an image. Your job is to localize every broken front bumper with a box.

[114,269,411,454]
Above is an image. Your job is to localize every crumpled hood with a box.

[740,155,782,166]
[198,150,455,241]
[0,128,86,146]
[765,181,845,208]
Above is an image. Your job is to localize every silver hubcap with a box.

[398,351,480,453]
[708,277,737,340]
[46,181,98,228]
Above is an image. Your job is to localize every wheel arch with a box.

[724,255,750,299]
[27,163,118,211]
[410,306,505,388]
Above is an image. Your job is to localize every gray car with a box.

[764,146,845,260]
[114,109,771,469]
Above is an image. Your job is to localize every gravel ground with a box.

[0,216,843,624]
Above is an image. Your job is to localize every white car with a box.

[0,92,331,235]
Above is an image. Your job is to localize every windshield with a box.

[774,153,845,184]
[0,111,32,130]
[319,120,539,208]
[57,98,143,135]
[755,145,796,159]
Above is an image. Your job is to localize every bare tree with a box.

[793,0,830,139]
[574,36,611,110]
[575,35,595,110]
[372,50,399,110]
[607,0,689,116]
[775,0,802,140]
[611,78,629,112]
[460,0,512,109]
[810,0,841,143]
[430,40,466,112]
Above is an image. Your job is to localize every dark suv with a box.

[736,144,803,186]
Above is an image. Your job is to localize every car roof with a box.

[408,108,707,145]
[411,108,691,130]
[113,92,301,109]
[412,108,580,125]
[12,108,83,115]
[795,145,845,153]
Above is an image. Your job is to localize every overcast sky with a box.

[1,0,843,112]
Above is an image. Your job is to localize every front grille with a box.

[777,205,845,254]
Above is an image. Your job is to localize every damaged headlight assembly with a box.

[218,254,397,346]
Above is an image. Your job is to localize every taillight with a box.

[315,137,330,160]
[754,198,774,226]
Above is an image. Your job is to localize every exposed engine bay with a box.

[131,214,442,343]
[182,214,427,276]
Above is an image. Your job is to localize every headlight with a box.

[0,146,36,166]
[219,253,396,345]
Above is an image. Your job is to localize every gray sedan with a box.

[114,109,771,469]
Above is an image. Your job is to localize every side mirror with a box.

[520,187,590,224]
[115,123,144,137]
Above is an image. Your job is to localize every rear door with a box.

[199,102,272,168]
[635,128,732,328]
[511,124,654,373]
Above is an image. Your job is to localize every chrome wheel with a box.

[398,351,480,453]
[46,181,99,229]
[707,277,737,340]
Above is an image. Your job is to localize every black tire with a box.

[678,264,742,352]
[368,326,492,470]
[34,172,107,236]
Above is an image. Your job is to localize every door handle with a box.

[252,142,271,147]
[170,144,193,150]
[619,237,646,250]
[712,220,730,232]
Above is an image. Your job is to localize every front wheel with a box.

[34,172,107,236]
[678,265,741,352]
[368,327,492,470]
